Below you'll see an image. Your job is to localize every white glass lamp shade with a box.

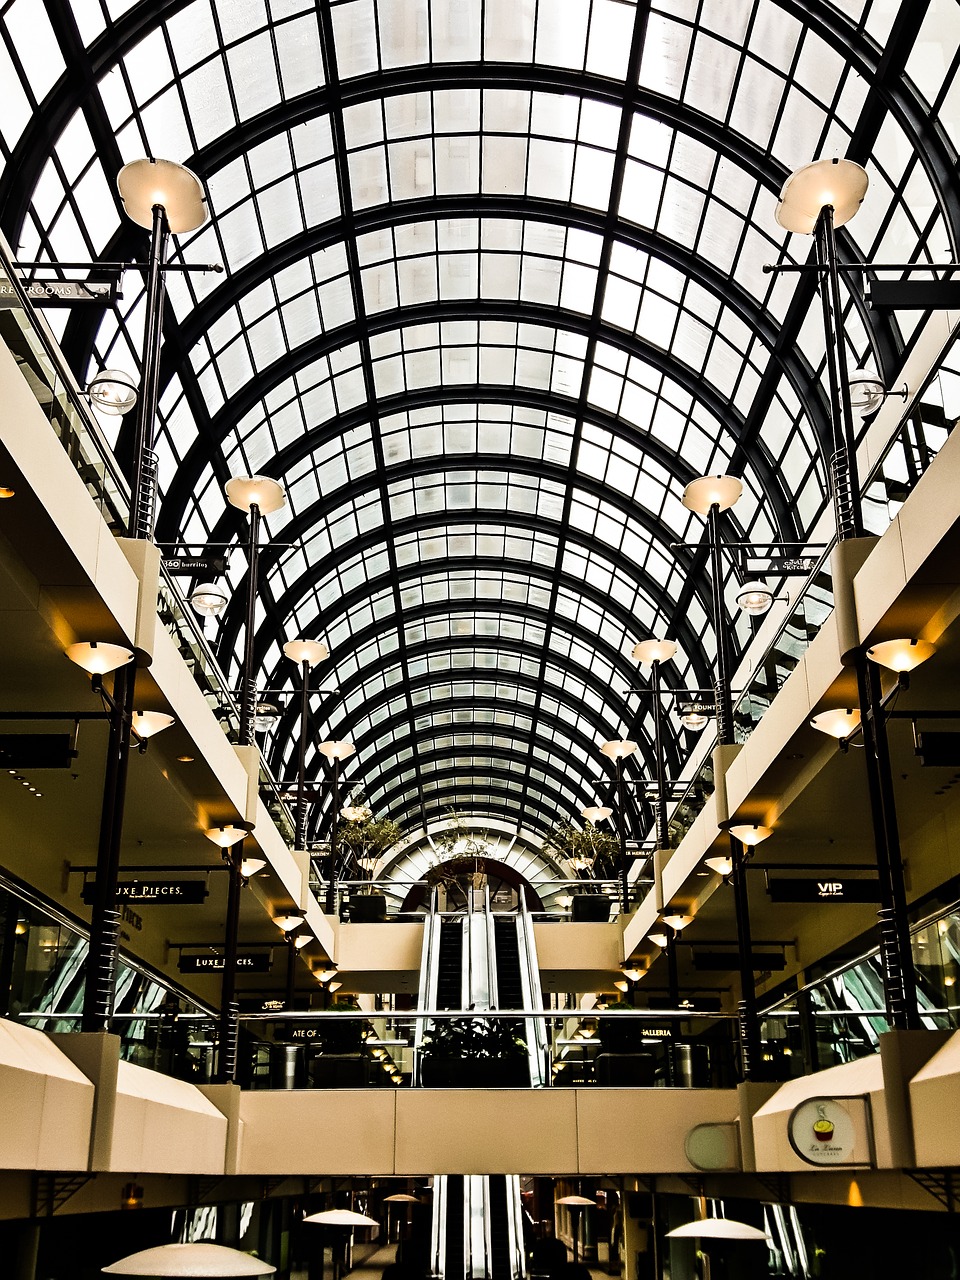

[319,740,356,761]
[132,710,175,738]
[283,638,329,667]
[273,914,304,933]
[600,739,638,760]
[705,855,733,877]
[613,979,629,993]
[666,1218,769,1242]
[225,474,287,516]
[190,582,228,617]
[631,638,677,665]
[102,1241,275,1275]
[304,1209,378,1227]
[314,968,337,983]
[384,1194,420,1203]
[682,474,742,514]
[647,932,668,948]
[341,804,372,822]
[327,980,342,992]
[117,158,208,234]
[66,641,135,675]
[776,157,868,235]
[621,966,642,982]
[254,702,280,733]
[728,822,773,846]
[809,707,860,739]
[87,369,138,416]
[849,367,887,415]
[735,580,775,616]
[293,933,312,949]
[581,805,613,823]
[662,913,692,931]
[556,894,573,909]
[204,823,252,848]
[239,857,266,878]
[556,1195,596,1207]
[679,708,711,731]
[866,637,935,673]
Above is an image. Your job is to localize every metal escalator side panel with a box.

[518,889,549,1087]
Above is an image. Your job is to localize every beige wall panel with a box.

[909,1031,960,1167]
[897,422,960,581]
[575,1088,739,1174]
[395,1089,577,1174]
[533,924,621,974]
[800,613,843,708]
[725,659,813,814]
[107,1063,228,1174]
[854,522,907,644]
[0,1022,94,1170]
[338,923,425,973]
[237,1090,397,1175]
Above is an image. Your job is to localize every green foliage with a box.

[543,820,619,873]
[420,1016,527,1060]
[337,815,403,880]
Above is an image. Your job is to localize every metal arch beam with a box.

[154,302,801,544]
[213,488,723,707]
[258,552,696,773]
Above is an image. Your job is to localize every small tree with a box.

[543,820,619,880]
[337,814,403,882]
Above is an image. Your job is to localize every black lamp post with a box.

[76,159,206,1034]
[282,639,330,851]
[599,739,637,915]
[778,158,921,1030]
[317,741,356,914]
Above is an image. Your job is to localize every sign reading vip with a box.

[178,951,272,974]
[82,879,208,906]
[767,878,882,904]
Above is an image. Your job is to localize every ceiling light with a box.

[867,637,935,673]
[293,934,312,950]
[621,966,642,982]
[848,367,886,415]
[319,740,356,761]
[327,980,342,993]
[631,638,678,665]
[662,913,692,931]
[735,579,775,616]
[240,857,266,879]
[810,707,860,739]
[776,157,868,236]
[117,158,208,234]
[102,1241,274,1275]
[65,641,135,676]
[581,806,612,823]
[679,708,711,730]
[254,702,280,733]
[86,368,138,416]
[132,710,175,738]
[705,855,733,877]
[600,739,637,760]
[283,638,329,667]
[728,823,773,846]
[177,754,195,763]
[273,914,304,933]
[189,581,228,617]
[945,975,956,988]
[681,474,742,514]
[0,486,14,499]
[204,822,252,848]
[225,474,286,516]
[666,1218,769,1242]
[647,932,668,948]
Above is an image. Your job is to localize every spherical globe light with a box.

[87,369,138,416]
[190,582,228,617]
[848,367,887,415]
[735,580,775,616]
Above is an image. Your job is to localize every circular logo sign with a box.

[787,1098,864,1167]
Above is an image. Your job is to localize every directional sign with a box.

[0,279,115,306]
[82,879,208,906]
[178,952,272,974]
[743,555,819,576]
[162,553,227,576]
[692,951,786,971]
[767,878,882,904]
[0,734,74,769]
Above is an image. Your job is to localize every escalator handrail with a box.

[518,886,550,1086]
[413,887,440,1079]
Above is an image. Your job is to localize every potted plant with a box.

[310,996,374,1087]
[543,821,619,921]
[337,810,402,922]
[419,1016,529,1087]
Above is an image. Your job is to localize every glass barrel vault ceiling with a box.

[0,0,957,841]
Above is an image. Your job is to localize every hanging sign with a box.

[767,878,881,904]
[0,279,116,306]
[743,554,819,576]
[178,951,272,974]
[678,700,716,717]
[787,1096,873,1167]
[692,951,786,971]
[82,879,207,905]
[162,553,227,576]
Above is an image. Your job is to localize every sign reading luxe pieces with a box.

[81,879,207,905]
[179,952,272,973]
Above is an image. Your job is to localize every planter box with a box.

[571,894,611,922]
[420,1057,530,1088]
[310,1055,377,1088]
[350,893,387,922]
[595,1052,655,1087]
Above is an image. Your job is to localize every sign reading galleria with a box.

[787,1097,872,1168]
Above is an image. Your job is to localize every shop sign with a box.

[82,879,207,905]
[178,952,272,973]
[767,878,881,903]
[787,1096,873,1168]
[0,279,115,306]
[162,553,227,576]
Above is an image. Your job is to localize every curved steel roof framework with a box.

[1,0,957,841]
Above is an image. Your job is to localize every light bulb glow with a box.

[283,638,329,667]
[600,739,638,761]
[132,710,175,738]
[647,932,668,948]
[319,740,356,761]
[662,913,692,931]
[705,855,733,877]
[240,857,266,879]
[810,707,860,739]
[682,474,743,514]
[728,823,773,846]
[66,641,135,676]
[273,914,304,933]
[631,638,678,665]
[867,637,935,673]
[581,806,612,823]
[204,823,252,848]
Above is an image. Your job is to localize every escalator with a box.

[486,1175,513,1280]
[493,917,523,1009]
[445,1174,466,1280]
[437,918,464,1010]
